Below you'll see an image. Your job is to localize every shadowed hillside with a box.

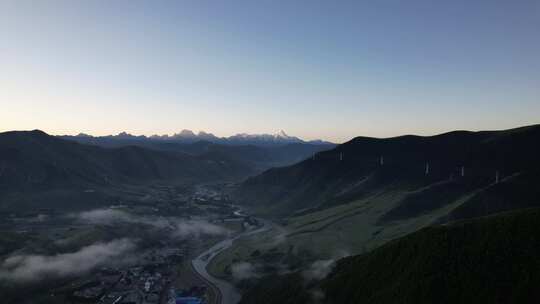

[234,124,540,219]
[60,134,335,172]
[152,141,335,172]
[240,208,540,304]
[0,130,253,211]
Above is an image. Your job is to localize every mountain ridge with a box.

[60,129,333,146]
[233,124,540,218]
[59,132,335,172]
[0,130,254,211]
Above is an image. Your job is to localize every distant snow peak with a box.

[115,132,139,139]
[67,129,332,146]
[277,130,289,138]
[198,131,212,136]
[175,129,196,137]
[149,134,167,139]
[227,130,302,144]
[197,131,218,140]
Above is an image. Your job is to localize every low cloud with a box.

[302,259,335,281]
[302,251,350,281]
[231,262,260,280]
[270,233,287,246]
[73,208,228,239]
[171,219,228,238]
[310,288,325,303]
[0,239,136,283]
[30,214,49,222]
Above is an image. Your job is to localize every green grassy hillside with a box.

[209,125,540,284]
[240,208,540,304]
[234,124,540,219]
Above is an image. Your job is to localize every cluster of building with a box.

[167,286,207,304]
[69,266,168,304]
[192,186,231,203]
[70,247,189,304]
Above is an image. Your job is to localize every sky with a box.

[1,0,539,143]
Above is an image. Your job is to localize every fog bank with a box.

[0,238,136,283]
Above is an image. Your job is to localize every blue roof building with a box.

[175,297,202,304]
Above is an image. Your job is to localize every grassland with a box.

[240,207,540,304]
[208,180,494,281]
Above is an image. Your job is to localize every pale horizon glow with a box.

[4,124,540,145]
[1,0,539,143]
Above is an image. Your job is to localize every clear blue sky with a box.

[1,0,539,142]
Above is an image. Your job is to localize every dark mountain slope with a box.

[174,142,334,171]
[0,130,253,210]
[60,136,334,172]
[240,208,540,304]
[234,124,540,217]
[0,130,251,188]
[438,170,540,222]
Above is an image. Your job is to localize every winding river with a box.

[191,217,272,304]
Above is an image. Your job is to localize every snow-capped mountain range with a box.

[64,130,332,146]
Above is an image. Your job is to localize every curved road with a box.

[192,218,272,304]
